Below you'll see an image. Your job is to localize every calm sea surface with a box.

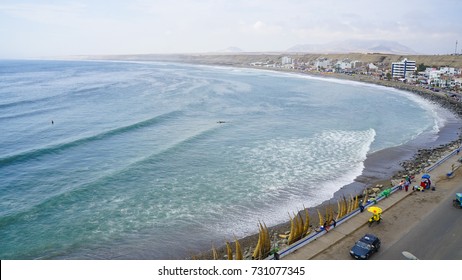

[0,60,456,259]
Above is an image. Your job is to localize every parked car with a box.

[350,234,381,259]
[453,193,462,209]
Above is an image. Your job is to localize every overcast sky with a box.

[1,0,461,58]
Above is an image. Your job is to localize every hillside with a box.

[286,39,417,55]
[84,53,462,69]
[178,53,462,69]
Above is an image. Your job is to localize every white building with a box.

[439,67,454,75]
[425,68,441,79]
[335,60,352,71]
[281,56,293,65]
[391,58,416,78]
[314,58,331,70]
[367,63,378,71]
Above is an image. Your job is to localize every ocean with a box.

[0,59,458,259]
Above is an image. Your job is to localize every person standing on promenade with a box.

[399,180,404,190]
[359,200,365,212]
[405,175,411,184]
[323,221,329,232]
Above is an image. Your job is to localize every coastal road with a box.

[377,185,462,260]
[311,173,462,260]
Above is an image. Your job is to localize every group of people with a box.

[398,174,433,192]
[414,177,432,191]
[398,174,413,192]
[320,219,337,233]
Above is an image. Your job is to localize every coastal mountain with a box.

[287,39,417,55]
[216,46,244,53]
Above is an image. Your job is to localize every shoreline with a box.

[189,65,462,260]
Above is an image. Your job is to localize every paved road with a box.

[285,154,462,260]
[377,185,462,260]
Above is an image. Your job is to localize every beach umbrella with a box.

[422,174,431,179]
[367,206,382,214]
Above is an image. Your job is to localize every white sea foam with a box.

[211,129,376,237]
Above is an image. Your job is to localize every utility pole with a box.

[456,40,458,55]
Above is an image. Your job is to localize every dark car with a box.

[349,234,381,259]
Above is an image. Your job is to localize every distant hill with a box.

[287,39,417,55]
[78,52,462,69]
[217,46,244,53]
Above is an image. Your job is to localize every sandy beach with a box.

[191,64,462,260]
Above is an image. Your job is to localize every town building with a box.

[391,58,416,79]
[281,56,293,65]
[335,59,352,71]
[314,58,331,70]
[367,63,378,72]
[351,60,362,68]
[440,67,454,75]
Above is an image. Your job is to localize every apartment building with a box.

[391,58,416,78]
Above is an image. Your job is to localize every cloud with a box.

[238,20,282,36]
[0,2,87,26]
[253,21,264,30]
[0,0,461,56]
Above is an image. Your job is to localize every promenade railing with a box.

[271,146,460,260]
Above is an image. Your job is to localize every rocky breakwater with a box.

[396,141,462,180]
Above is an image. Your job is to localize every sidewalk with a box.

[282,149,461,260]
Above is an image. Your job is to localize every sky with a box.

[0,0,461,58]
